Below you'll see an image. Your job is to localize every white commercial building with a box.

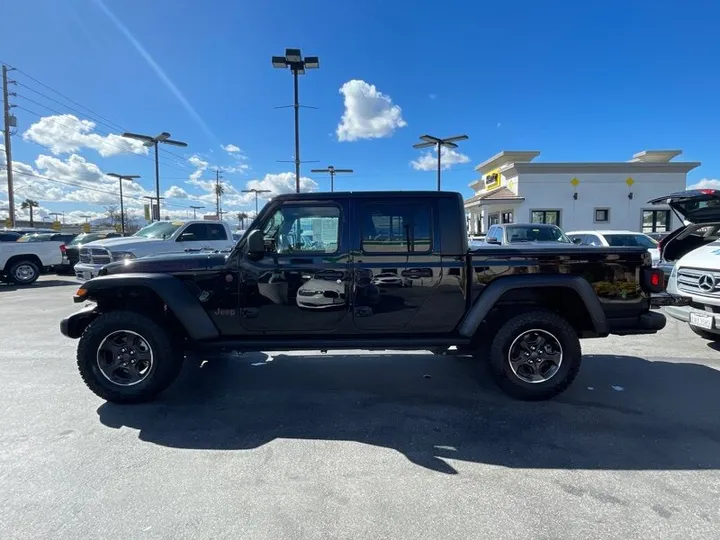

[464,149,700,235]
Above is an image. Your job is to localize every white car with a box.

[73,220,234,281]
[371,272,409,288]
[649,189,720,340]
[296,278,346,309]
[566,230,660,266]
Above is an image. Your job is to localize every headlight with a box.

[111,251,136,261]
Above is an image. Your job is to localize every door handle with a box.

[241,308,259,319]
[290,258,313,264]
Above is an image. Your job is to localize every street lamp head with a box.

[155,132,171,142]
[122,132,155,143]
[294,66,305,75]
[272,56,287,68]
[106,173,121,179]
[304,56,320,69]
[285,48,302,63]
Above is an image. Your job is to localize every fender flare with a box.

[79,273,219,340]
[458,274,609,337]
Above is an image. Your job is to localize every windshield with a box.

[605,234,658,248]
[506,225,570,243]
[70,233,100,245]
[133,221,183,239]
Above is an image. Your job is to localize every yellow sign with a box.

[144,204,151,221]
[626,177,634,187]
[483,169,501,190]
[570,177,580,187]
[82,223,91,233]
[52,220,61,231]
[4,217,11,228]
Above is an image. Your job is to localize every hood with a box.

[676,242,720,269]
[102,251,229,275]
[648,189,720,224]
[84,236,163,250]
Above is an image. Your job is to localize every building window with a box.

[642,209,671,233]
[502,211,513,224]
[530,210,561,226]
[488,213,500,226]
[594,208,610,223]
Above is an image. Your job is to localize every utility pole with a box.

[107,173,140,235]
[2,65,17,227]
[311,166,354,192]
[189,205,204,219]
[214,169,223,218]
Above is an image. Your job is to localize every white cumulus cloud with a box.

[246,172,318,197]
[23,115,148,157]
[410,146,471,171]
[336,80,407,142]
[688,178,720,190]
[221,144,241,154]
[165,185,189,199]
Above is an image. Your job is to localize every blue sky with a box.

[1,0,719,222]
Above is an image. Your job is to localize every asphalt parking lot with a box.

[2,276,720,540]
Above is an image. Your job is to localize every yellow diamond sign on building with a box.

[626,177,634,187]
[570,177,580,187]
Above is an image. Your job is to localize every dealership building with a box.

[464,149,700,235]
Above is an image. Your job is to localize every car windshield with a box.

[133,221,183,239]
[605,234,658,248]
[70,233,99,245]
[506,225,570,243]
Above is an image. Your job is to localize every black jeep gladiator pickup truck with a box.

[61,191,668,403]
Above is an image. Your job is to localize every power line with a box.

[3,61,126,132]
[15,81,123,134]
[14,104,193,174]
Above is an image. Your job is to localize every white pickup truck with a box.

[1,240,63,285]
[73,220,234,281]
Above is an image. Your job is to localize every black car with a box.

[57,231,122,274]
[0,232,21,242]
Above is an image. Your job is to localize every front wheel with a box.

[77,311,182,404]
[9,260,40,284]
[489,310,581,400]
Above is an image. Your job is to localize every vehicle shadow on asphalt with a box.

[97,353,720,474]
[0,279,76,291]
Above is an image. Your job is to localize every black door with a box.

[351,198,442,331]
[239,200,351,333]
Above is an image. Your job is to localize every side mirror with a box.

[246,229,265,259]
[486,237,500,245]
[178,232,196,242]
[572,237,583,245]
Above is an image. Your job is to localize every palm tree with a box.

[237,212,249,228]
[21,199,39,227]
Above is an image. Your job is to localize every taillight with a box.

[642,268,664,293]
[60,244,67,253]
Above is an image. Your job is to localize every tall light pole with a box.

[413,134,469,191]
[311,166,353,192]
[189,205,204,219]
[272,49,319,193]
[107,173,140,235]
[122,131,187,221]
[242,188,272,214]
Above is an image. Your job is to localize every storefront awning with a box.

[464,187,525,209]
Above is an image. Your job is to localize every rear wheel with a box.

[489,310,581,400]
[9,259,40,285]
[77,311,182,404]
[690,325,720,341]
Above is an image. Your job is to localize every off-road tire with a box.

[690,325,720,341]
[9,259,40,285]
[77,311,182,404]
[489,310,581,401]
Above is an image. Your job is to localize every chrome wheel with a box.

[96,330,154,387]
[508,329,563,384]
[14,263,37,282]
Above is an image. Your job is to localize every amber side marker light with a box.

[73,288,88,303]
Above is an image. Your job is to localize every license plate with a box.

[690,312,714,330]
